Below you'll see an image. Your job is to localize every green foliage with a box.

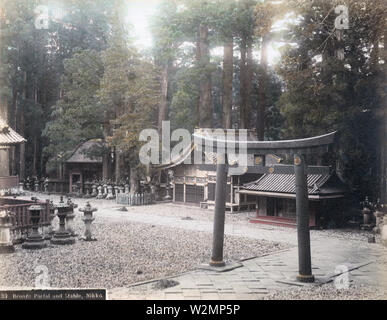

[277,0,386,196]
[43,49,104,162]
[98,16,160,165]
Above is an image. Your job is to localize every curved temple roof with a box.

[0,118,26,147]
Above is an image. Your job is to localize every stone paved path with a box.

[107,238,387,300]
[15,193,387,299]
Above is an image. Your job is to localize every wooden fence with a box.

[116,192,153,206]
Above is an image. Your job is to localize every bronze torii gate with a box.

[193,131,337,283]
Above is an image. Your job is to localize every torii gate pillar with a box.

[294,154,314,282]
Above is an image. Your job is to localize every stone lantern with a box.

[22,203,47,249]
[18,182,24,194]
[34,179,40,192]
[50,197,75,245]
[65,198,77,236]
[91,183,98,197]
[48,200,57,236]
[106,185,115,200]
[79,202,97,241]
[164,170,173,200]
[103,183,108,197]
[25,178,31,191]
[360,197,374,230]
[373,200,384,234]
[0,208,15,254]
[43,177,49,193]
[96,185,104,199]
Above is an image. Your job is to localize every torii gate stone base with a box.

[194,131,337,283]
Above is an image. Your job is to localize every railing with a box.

[0,199,51,242]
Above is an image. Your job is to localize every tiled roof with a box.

[242,170,336,195]
[0,118,26,146]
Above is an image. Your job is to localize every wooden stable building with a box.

[156,129,282,212]
[238,167,348,228]
[46,139,103,193]
[65,139,103,193]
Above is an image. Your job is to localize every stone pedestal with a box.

[79,202,97,241]
[0,209,15,254]
[65,213,76,236]
[51,198,75,245]
[22,204,47,250]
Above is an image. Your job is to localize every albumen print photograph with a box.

[0,0,386,302]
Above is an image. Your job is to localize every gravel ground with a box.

[264,283,387,300]
[0,216,288,289]
[126,203,373,242]
[14,194,374,242]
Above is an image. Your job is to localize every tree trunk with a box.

[19,71,28,179]
[199,23,213,128]
[257,34,269,141]
[222,37,233,129]
[130,166,139,194]
[239,39,247,129]
[195,34,201,127]
[115,150,121,184]
[102,153,109,180]
[32,136,38,177]
[158,64,169,134]
[380,30,387,204]
[32,84,39,177]
[246,40,253,129]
